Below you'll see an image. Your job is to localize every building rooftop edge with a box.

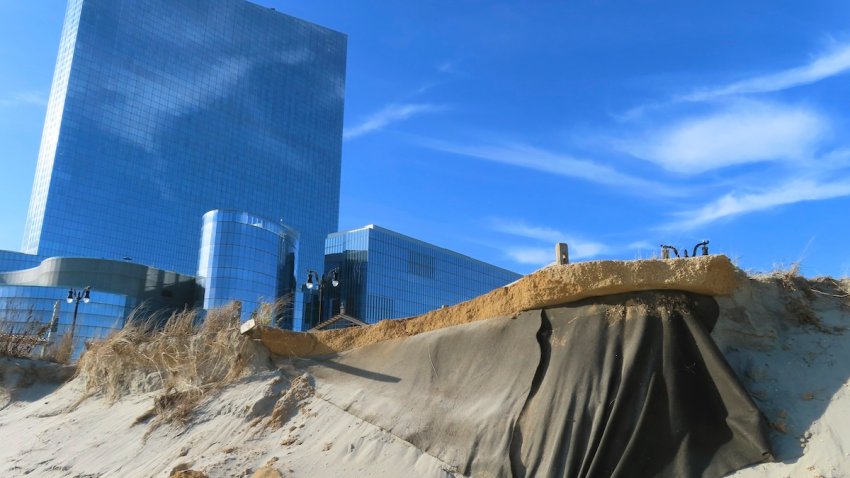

[328,224,521,277]
[0,250,196,278]
[244,1,348,38]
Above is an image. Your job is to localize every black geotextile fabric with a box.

[308,312,543,473]
[513,291,773,478]
[306,290,773,478]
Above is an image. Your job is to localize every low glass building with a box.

[0,255,197,357]
[314,225,522,328]
[197,210,299,327]
[0,285,133,353]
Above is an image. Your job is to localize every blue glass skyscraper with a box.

[21,0,346,329]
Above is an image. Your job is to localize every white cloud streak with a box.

[626,101,828,174]
[491,219,609,261]
[425,140,681,195]
[627,240,655,251]
[670,178,850,230]
[505,247,556,265]
[682,43,850,102]
[0,91,48,107]
[620,43,850,120]
[344,103,442,140]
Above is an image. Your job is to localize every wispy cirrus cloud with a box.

[0,90,48,107]
[344,103,443,140]
[492,219,662,264]
[491,218,609,261]
[819,148,850,170]
[423,140,681,195]
[625,101,829,174]
[619,43,850,120]
[504,244,654,264]
[667,178,850,230]
[504,247,556,265]
[436,60,467,76]
[681,43,850,102]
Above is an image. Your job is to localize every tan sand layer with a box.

[254,255,741,357]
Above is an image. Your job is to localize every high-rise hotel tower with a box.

[21,0,346,329]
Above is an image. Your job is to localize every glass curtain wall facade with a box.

[197,210,298,328]
[0,285,135,357]
[0,256,199,357]
[318,225,522,327]
[0,251,43,273]
[22,0,346,330]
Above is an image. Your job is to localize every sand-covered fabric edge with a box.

[255,255,742,357]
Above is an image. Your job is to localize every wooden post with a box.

[556,242,569,265]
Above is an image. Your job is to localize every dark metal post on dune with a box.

[661,241,709,259]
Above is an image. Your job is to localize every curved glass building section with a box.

[197,210,299,327]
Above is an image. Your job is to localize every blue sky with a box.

[1,1,849,277]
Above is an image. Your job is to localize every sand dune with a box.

[0,258,847,477]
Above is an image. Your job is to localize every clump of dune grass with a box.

[837,278,850,301]
[771,262,815,297]
[762,262,827,330]
[0,309,56,358]
[0,316,50,360]
[77,302,270,426]
[44,332,74,365]
[770,263,818,326]
[0,313,75,364]
[251,295,292,327]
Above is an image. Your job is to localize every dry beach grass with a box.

[77,303,270,425]
[0,316,72,364]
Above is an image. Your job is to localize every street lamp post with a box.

[305,268,339,325]
[66,286,91,344]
